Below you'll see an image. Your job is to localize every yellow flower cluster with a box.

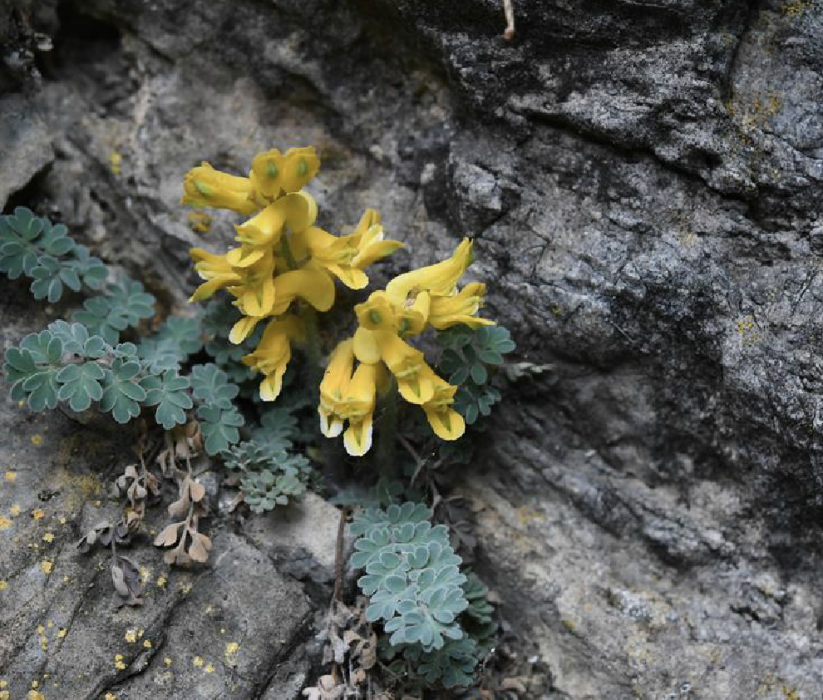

[183,145,494,457]
[182,147,402,401]
[319,239,493,456]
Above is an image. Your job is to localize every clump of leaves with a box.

[306,598,383,699]
[438,325,516,425]
[222,407,313,513]
[0,206,107,301]
[77,436,162,606]
[350,502,469,651]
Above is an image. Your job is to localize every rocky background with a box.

[2,0,823,697]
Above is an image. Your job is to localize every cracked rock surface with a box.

[2,0,823,698]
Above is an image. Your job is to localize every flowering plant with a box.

[183,146,495,457]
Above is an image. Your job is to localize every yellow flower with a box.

[226,250,277,318]
[181,162,258,215]
[267,266,336,316]
[339,364,380,457]
[188,248,242,302]
[242,316,304,401]
[353,330,436,405]
[354,292,400,333]
[318,340,355,437]
[250,146,320,200]
[427,282,493,330]
[385,238,473,303]
[350,210,404,270]
[301,211,402,289]
[421,374,465,440]
[234,192,318,249]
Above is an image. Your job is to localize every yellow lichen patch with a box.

[156,575,167,588]
[782,687,801,700]
[37,625,46,636]
[187,211,213,234]
[31,435,43,447]
[0,581,7,591]
[0,516,11,530]
[192,656,204,668]
[143,639,152,649]
[109,151,122,176]
[125,629,137,644]
[32,508,45,520]
[0,692,7,700]
[4,471,16,482]
[27,691,45,700]
[43,533,54,543]
[11,505,20,517]
[782,0,812,16]
[57,628,67,639]
[204,663,215,674]
[58,516,67,525]
[105,694,118,700]
[114,654,126,670]
[40,561,53,575]
[225,642,240,656]
[163,657,173,667]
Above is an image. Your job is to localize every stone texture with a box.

[2,0,823,697]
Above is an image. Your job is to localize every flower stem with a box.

[376,379,399,475]
[300,303,322,375]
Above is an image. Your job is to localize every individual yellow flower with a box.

[318,340,355,437]
[353,292,400,333]
[421,373,466,440]
[221,266,334,345]
[242,316,304,401]
[188,248,242,302]
[299,210,403,289]
[350,210,404,271]
[339,364,380,457]
[234,192,318,249]
[385,237,473,304]
[427,282,493,330]
[302,227,370,289]
[181,162,259,215]
[267,266,336,316]
[226,250,277,318]
[250,146,321,200]
[353,330,436,405]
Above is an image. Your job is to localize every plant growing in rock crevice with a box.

[1,144,516,693]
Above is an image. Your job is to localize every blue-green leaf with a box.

[197,403,244,455]
[56,362,106,412]
[99,360,147,423]
[142,371,192,430]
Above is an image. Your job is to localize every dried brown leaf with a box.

[189,479,206,503]
[154,522,182,548]
[188,531,211,563]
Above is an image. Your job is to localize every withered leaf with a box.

[188,479,206,503]
[111,555,143,607]
[154,521,183,548]
[188,531,212,563]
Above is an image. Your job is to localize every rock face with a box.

[2,0,823,698]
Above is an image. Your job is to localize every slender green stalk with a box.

[376,378,399,475]
[301,304,322,374]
